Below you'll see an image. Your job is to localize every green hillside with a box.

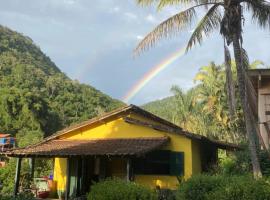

[142,96,177,124]
[0,25,123,147]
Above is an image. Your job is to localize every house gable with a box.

[56,110,194,182]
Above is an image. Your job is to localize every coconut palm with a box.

[135,0,270,178]
[171,86,197,128]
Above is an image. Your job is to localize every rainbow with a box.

[122,47,186,103]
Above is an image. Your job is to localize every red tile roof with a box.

[3,137,169,157]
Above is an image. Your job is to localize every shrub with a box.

[216,148,270,176]
[87,178,157,200]
[207,176,270,200]
[157,189,176,200]
[215,147,251,175]
[175,175,225,200]
[259,150,270,176]
[176,175,270,200]
[0,192,35,200]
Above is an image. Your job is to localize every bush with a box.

[175,175,225,200]
[215,148,251,175]
[87,178,157,200]
[176,175,270,200]
[0,192,35,200]
[207,176,270,200]
[157,189,176,200]
[0,159,16,194]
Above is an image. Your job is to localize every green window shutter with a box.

[170,152,184,176]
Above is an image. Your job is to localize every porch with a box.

[5,137,170,199]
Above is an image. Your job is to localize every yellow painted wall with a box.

[53,158,67,192]
[61,116,165,140]
[135,175,179,189]
[53,113,200,190]
[191,140,202,174]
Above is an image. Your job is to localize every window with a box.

[134,150,184,176]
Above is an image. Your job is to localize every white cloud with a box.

[145,14,157,23]
[136,35,143,40]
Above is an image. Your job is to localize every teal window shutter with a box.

[170,152,184,176]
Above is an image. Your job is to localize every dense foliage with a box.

[0,193,35,200]
[0,25,123,147]
[143,62,264,142]
[176,175,270,200]
[87,179,157,200]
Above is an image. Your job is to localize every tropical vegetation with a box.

[176,174,270,200]
[85,175,270,200]
[87,178,157,200]
[144,61,248,142]
[135,0,270,178]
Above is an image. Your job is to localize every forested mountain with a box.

[143,96,177,123]
[0,25,123,147]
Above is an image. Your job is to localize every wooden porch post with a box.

[65,158,71,200]
[126,158,131,182]
[76,157,82,197]
[13,157,22,196]
[29,158,35,179]
[81,158,86,195]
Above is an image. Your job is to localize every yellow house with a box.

[4,105,238,199]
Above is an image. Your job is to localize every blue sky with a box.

[0,0,270,105]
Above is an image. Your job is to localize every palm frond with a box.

[245,0,270,29]
[157,0,220,9]
[157,0,193,8]
[136,0,160,6]
[186,4,221,51]
[134,7,197,55]
[137,0,196,8]
[137,0,223,9]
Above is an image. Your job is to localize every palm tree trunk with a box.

[232,34,262,179]
[224,43,236,119]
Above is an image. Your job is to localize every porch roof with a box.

[3,137,169,158]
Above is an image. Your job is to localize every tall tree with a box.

[135,0,270,178]
[170,86,198,129]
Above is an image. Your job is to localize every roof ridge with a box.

[44,104,182,141]
[55,136,169,142]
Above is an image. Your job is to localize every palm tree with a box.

[194,63,225,119]
[135,0,270,178]
[171,86,197,129]
[170,86,213,137]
